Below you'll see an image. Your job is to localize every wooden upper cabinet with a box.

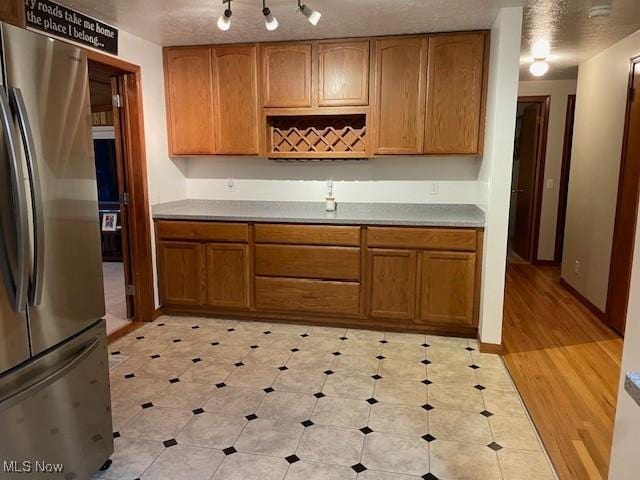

[424,33,487,155]
[418,251,476,326]
[261,43,312,107]
[317,40,370,106]
[164,47,215,155]
[212,45,260,154]
[0,0,25,27]
[373,37,428,154]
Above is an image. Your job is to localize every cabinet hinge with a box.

[112,94,122,108]
[126,284,136,296]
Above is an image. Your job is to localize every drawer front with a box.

[157,221,249,242]
[255,224,360,246]
[255,245,360,281]
[255,277,360,315]
[367,227,477,251]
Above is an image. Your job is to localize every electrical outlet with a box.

[227,177,234,191]
[429,182,439,195]
[546,178,554,189]
[574,260,580,275]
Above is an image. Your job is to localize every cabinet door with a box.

[158,242,206,306]
[164,47,215,155]
[368,249,417,320]
[212,45,260,154]
[424,33,486,155]
[317,40,370,106]
[373,37,428,154]
[0,0,24,27]
[206,243,250,309]
[418,251,476,326]
[262,43,312,107]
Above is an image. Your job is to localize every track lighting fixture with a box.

[297,0,322,26]
[217,0,232,31]
[263,0,279,31]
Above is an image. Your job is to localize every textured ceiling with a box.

[55,0,640,80]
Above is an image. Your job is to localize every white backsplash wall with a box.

[184,156,483,204]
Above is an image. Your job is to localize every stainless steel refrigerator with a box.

[0,23,113,479]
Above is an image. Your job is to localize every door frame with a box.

[514,96,550,264]
[86,50,155,323]
[554,94,577,264]
[605,54,640,335]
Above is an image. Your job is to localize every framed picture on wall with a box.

[102,213,118,232]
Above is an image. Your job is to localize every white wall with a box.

[477,7,523,345]
[562,29,640,311]
[518,80,577,261]
[609,193,640,479]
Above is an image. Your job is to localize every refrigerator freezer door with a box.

[1,24,105,355]
[0,319,113,479]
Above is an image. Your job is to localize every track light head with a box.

[217,1,232,31]
[297,1,321,26]
[263,4,278,31]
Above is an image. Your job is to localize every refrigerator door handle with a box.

[10,87,45,306]
[0,337,99,413]
[0,87,29,312]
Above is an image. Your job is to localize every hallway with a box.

[502,263,623,480]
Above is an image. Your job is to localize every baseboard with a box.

[534,259,559,266]
[478,342,505,355]
[107,322,145,344]
[559,277,606,320]
[152,306,165,321]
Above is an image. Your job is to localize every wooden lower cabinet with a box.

[418,251,476,326]
[206,243,250,309]
[158,241,206,306]
[368,249,417,320]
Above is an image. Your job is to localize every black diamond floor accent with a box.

[421,343,430,348]
[192,358,202,363]
[351,463,367,473]
[111,351,121,355]
[264,331,272,335]
[376,355,385,360]
[192,325,200,329]
[332,352,342,356]
[469,364,480,370]
[113,431,120,438]
[359,426,373,434]
[285,455,300,464]
[474,384,486,391]
[136,336,144,340]
[379,339,388,344]
[465,346,475,351]
[422,434,436,442]
[192,408,205,415]
[141,402,153,409]
[422,379,432,385]
[324,370,334,375]
[301,333,309,338]
[340,336,348,340]
[246,413,258,421]
[163,439,177,448]
[372,374,382,380]
[423,474,439,480]
[480,410,494,417]
[215,382,227,389]
[278,366,288,371]
[291,348,300,352]
[234,362,245,367]
[124,373,135,379]
[487,442,503,451]
[222,447,237,456]
[211,342,220,346]
[301,420,314,427]
[169,378,180,384]
[157,323,165,326]
[366,397,378,405]
[173,339,182,343]
[150,354,160,359]
[264,387,275,393]
[250,345,259,349]
[421,359,432,365]
[314,392,325,398]
[227,328,235,332]
[422,404,434,411]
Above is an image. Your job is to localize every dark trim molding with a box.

[554,94,576,265]
[478,342,505,355]
[559,277,606,321]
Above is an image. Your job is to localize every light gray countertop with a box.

[625,372,640,408]
[152,199,486,228]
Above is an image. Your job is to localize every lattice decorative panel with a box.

[269,115,367,158]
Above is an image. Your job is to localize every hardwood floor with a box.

[502,263,623,480]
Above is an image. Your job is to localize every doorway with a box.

[85,51,156,334]
[507,96,550,263]
[607,56,640,335]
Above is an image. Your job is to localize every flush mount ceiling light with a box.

[217,0,232,31]
[263,0,279,31]
[530,40,550,60]
[529,59,550,77]
[589,4,613,18]
[297,0,322,26]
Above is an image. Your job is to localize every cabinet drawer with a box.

[255,245,360,280]
[367,227,477,251]
[255,224,360,246]
[157,221,249,242]
[255,277,360,315]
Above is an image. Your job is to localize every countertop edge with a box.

[625,372,640,408]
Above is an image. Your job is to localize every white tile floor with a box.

[96,316,558,480]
